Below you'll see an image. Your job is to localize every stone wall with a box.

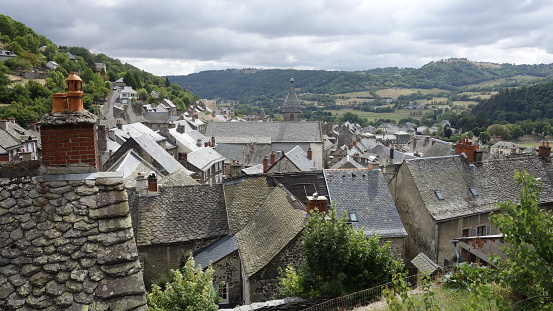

[249,233,304,302]
[0,171,147,310]
[211,251,242,307]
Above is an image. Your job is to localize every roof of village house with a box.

[0,170,147,310]
[136,184,228,246]
[204,121,322,143]
[422,140,454,157]
[132,135,190,175]
[235,185,307,277]
[159,169,199,187]
[330,155,365,169]
[242,163,264,175]
[215,143,273,166]
[186,147,225,171]
[107,149,163,187]
[266,171,328,204]
[0,127,20,150]
[193,235,239,269]
[282,145,316,171]
[223,177,275,234]
[367,144,414,164]
[403,154,553,221]
[324,169,408,238]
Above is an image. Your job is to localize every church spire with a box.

[283,78,301,121]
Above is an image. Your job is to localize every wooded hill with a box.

[168,59,553,102]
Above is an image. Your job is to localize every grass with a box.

[358,283,511,311]
[375,88,449,100]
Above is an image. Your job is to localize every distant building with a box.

[283,78,302,121]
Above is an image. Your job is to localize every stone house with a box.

[324,169,407,258]
[264,146,316,174]
[0,72,147,310]
[0,118,39,161]
[388,144,553,266]
[181,146,225,184]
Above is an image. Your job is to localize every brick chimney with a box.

[306,193,328,215]
[538,141,551,159]
[147,172,158,192]
[270,150,276,165]
[263,156,269,172]
[455,136,479,163]
[38,72,99,173]
[307,147,312,160]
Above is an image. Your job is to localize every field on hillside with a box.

[375,88,448,99]
[325,108,419,123]
[464,74,542,88]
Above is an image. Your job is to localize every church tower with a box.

[283,78,302,121]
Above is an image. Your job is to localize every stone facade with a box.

[248,234,304,303]
[211,251,242,306]
[0,166,147,310]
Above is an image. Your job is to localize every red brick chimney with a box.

[307,147,312,160]
[455,136,479,163]
[38,73,99,172]
[147,172,158,192]
[306,193,328,215]
[270,150,276,165]
[538,141,551,159]
[263,156,269,172]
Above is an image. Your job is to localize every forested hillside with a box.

[0,14,198,125]
[168,59,553,102]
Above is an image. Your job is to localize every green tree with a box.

[490,171,553,308]
[147,255,219,311]
[478,132,491,144]
[280,207,403,298]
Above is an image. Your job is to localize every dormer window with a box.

[434,190,444,201]
[469,187,479,197]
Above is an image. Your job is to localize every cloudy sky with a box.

[3,0,553,76]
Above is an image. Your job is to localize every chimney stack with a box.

[263,156,269,172]
[211,135,216,147]
[147,173,158,193]
[197,138,202,147]
[270,150,276,165]
[306,193,328,215]
[455,136,479,163]
[38,73,99,173]
[390,147,394,160]
[538,141,551,160]
[307,147,312,160]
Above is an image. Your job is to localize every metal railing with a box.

[302,267,454,311]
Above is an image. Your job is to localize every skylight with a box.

[469,187,479,197]
[434,190,444,201]
[349,212,358,222]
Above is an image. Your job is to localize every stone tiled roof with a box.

[193,235,239,269]
[235,185,307,277]
[404,155,553,221]
[367,144,414,164]
[159,169,199,187]
[215,143,273,166]
[0,171,147,310]
[205,122,322,143]
[136,185,228,246]
[324,169,407,238]
[223,177,274,234]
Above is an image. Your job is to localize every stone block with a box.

[89,203,129,220]
[98,216,132,233]
[97,240,138,265]
[95,272,145,299]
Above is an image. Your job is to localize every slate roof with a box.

[215,143,273,166]
[422,140,454,157]
[235,185,307,277]
[367,144,414,164]
[132,135,190,175]
[324,169,407,238]
[107,149,162,187]
[403,155,553,222]
[193,235,239,269]
[283,81,302,113]
[136,185,228,245]
[284,145,316,171]
[330,155,365,169]
[223,177,274,234]
[0,128,20,150]
[187,147,225,171]
[205,121,322,143]
[168,128,200,153]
